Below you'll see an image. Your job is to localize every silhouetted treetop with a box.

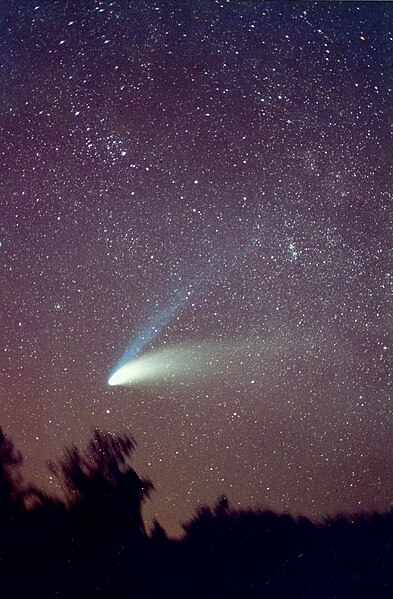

[48,429,153,539]
[0,425,391,598]
[0,427,24,512]
[48,429,142,501]
[150,518,168,541]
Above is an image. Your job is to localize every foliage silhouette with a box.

[0,426,391,599]
[0,427,27,597]
[0,426,24,514]
[49,429,154,543]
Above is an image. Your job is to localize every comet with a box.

[107,337,285,387]
[108,287,190,383]
[108,234,268,387]
[108,343,218,387]
[107,327,323,388]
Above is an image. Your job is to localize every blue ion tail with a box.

[108,289,189,384]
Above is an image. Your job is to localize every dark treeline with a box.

[0,427,392,599]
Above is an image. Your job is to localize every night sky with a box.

[1,0,392,537]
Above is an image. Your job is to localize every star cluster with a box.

[1,0,392,536]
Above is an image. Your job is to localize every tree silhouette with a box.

[150,518,168,542]
[0,426,24,516]
[49,429,154,543]
[0,427,28,598]
[0,425,391,598]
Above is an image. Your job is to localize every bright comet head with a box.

[108,356,158,386]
